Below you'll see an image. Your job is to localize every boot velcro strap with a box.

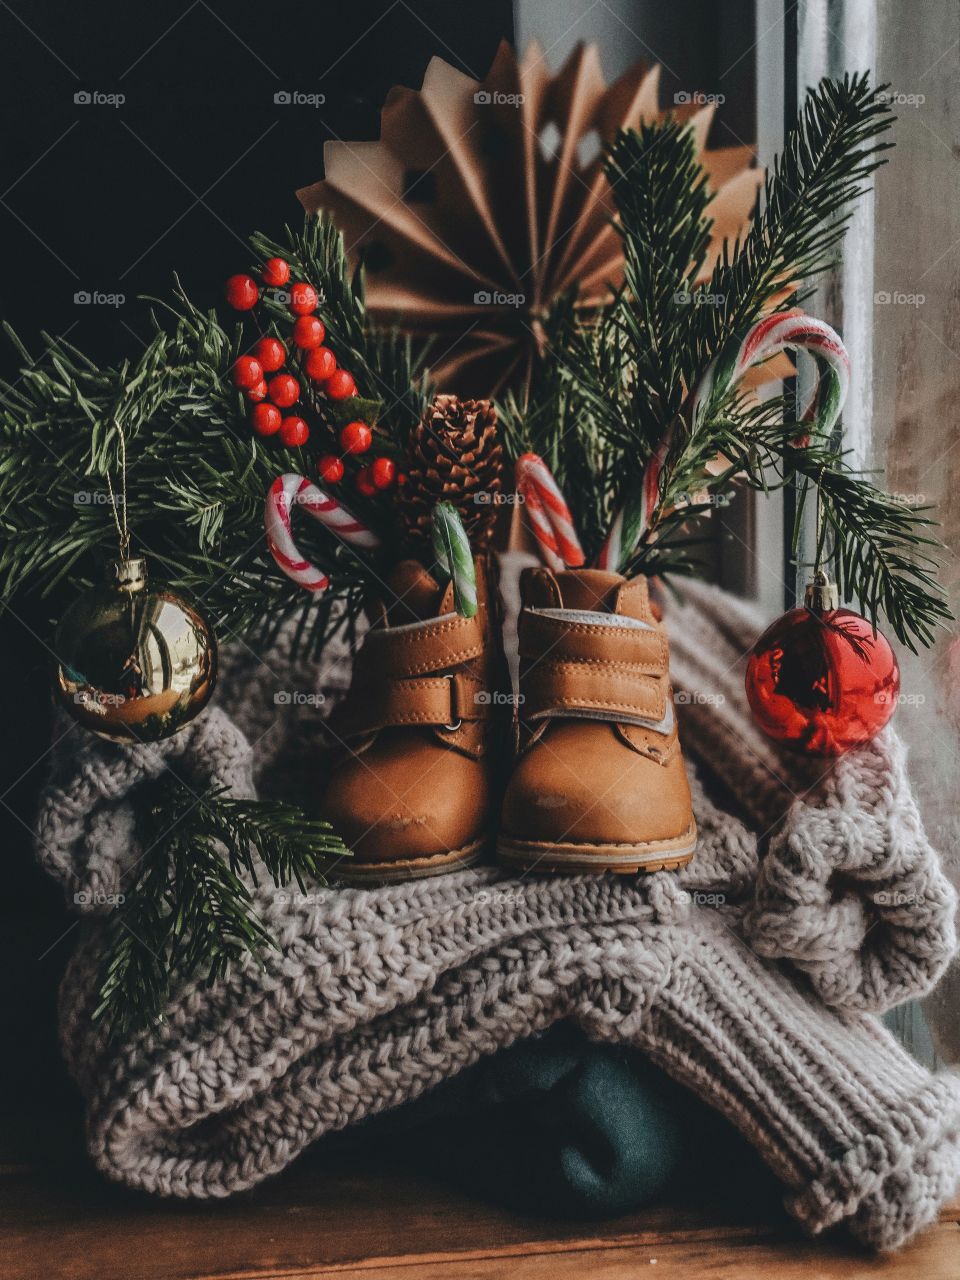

[522,662,667,723]
[359,612,485,679]
[336,671,487,739]
[519,609,669,724]
[518,610,667,673]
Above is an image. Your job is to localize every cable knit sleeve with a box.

[667,577,958,1012]
[33,707,255,911]
[742,728,957,1011]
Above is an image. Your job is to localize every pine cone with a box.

[398,395,504,551]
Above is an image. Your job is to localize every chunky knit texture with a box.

[37,565,960,1251]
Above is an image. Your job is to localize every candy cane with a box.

[596,313,850,573]
[595,431,672,573]
[516,453,585,570]
[265,473,379,592]
[432,502,477,618]
[692,312,850,443]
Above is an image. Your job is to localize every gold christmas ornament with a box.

[54,557,217,743]
[299,41,769,395]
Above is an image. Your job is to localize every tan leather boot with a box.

[497,567,696,874]
[319,554,505,884]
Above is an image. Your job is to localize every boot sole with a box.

[496,823,697,875]
[330,837,487,887]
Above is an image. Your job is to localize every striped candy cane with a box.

[432,502,477,618]
[691,312,850,443]
[265,473,380,592]
[516,453,585,571]
[597,312,850,574]
[595,431,672,573]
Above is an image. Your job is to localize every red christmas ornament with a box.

[317,455,344,484]
[326,369,357,401]
[291,315,326,349]
[289,282,318,315]
[745,576,900,756]
[262,257,290,287]
[251,403,282,436]
[371,456,396,490]
[268,373,300,408]
[340,420,372,454]
[304,346,337,382]
[230,355,262,388]
[253,336,286,372]
[279,415,310,447]
[224,274,259,311]
[245,379,268,403]
[355,466,377,497]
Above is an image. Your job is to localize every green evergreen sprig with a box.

[504,73,950,650]
[94,779,348,1040]
[0,218,431,660]
[601,118,714,453]
[641,391,950,649]
[697,72,893,361]
[498,295,615,553]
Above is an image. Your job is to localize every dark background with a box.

[0,0,514,1164]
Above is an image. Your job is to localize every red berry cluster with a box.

[225,259,398,494]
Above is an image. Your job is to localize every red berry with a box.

[396,471,409,488]
[289,282,318,315]
[246,379,268,402]
[251,403,282,436]
[268,373,300,408]
[340,420,373,454]
[291,315,326,349]
[225,274,259,310]
[371,456,396,490]
[279,415,310,447]
[326,369,357,401]
[355,466,377,497]
[304,346,337,382]
[262,257,290,288]
[231,355,263,388]
[317,455,345,484]
[253,336,286,373]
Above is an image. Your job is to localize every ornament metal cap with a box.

[107,556,147,592]
[805,570,840,612]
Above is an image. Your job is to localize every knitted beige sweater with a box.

[36,571,960,1251]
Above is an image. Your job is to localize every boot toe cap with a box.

[321,732,490,866]
[501,723,694,848]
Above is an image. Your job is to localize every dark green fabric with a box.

[335,1025,770,1218]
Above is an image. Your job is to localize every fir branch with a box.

[499,74,948,651]
[631,396,951,650]
[697,73,893,358]
[0,217,420,660]
[94,780,348,1040]
[497,295,614,551]
[602,119,713,450]
[789,447,951,651]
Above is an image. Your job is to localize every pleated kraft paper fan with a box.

[298,41,770,396]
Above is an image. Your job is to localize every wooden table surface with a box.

[2,1141,958,1280]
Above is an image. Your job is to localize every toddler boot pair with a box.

[319,557,696,883]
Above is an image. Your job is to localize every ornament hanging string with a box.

[104,422,130,558]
